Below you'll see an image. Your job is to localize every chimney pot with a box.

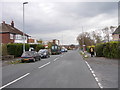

[3,21,5,24]
[11,21,14,27]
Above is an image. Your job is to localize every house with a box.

[28,37,38,44]
[112,25,120,41]
[0,21,30,44]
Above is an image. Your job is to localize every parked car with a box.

[38,49,50,58]
[21,51,41,62]
[61,48,68,52]
[51,44,61,55]
[64,48,68,52]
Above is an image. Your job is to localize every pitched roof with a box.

[112,25,120,34]
[0,22,30,37]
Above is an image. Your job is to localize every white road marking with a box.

[38,62,50,69]
[91,70,95,74]
[54,58,58,61]
[0,73,30,89]
[93,73,96,77]
[95,77,99,82]
[98,83,103,88]
[85,61,103,88]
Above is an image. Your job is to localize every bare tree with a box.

[91,31,102,44]
[102,26,117,42]
[77,32,94,49]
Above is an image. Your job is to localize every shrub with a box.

[35,44,45,52]
[30,44,37,50]
[95,41,120,59]
[2,44,8,56]
[103,42,120,58]
[95,43,105,57]
[7,43,30,57]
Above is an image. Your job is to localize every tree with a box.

[77,32,94,49]
[102,26,116,42]
[91,31,102,44]
[47,42,53,49]
[37,39,43,44]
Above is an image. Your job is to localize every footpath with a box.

[80,50,119,88]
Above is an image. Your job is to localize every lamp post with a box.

[23,2,28,52]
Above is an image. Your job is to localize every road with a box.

[1,50,99,88]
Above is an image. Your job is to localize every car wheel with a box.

[33,58,36,62]
[39,57,41,60]
[21,60,24,63]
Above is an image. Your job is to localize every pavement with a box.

[84,55,118,88]
[1,50,100,88]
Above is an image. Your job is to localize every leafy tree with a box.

[37,39,43,44]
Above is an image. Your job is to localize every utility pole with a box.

[82,26,85,52]
[23,2,28,52]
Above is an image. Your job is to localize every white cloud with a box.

[1,2,118,45]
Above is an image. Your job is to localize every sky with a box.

[1,0,119,45]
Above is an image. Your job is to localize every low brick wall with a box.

[2,55,14,60]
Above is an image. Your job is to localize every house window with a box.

[22,36,27,40]
[15,34,22,40]
[10,34,14,39]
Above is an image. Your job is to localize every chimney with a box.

[11,21,14,27]
[3,21,5,24]
[53,39,56,44]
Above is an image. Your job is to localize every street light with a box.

[23,2,28,52]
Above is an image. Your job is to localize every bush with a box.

[35,44,45,52]
[95,43,105,57]
[30,44,45,52]
[6,43,46,57]
[95,41,120,59]
[103,42,120,58]
[7,43,30,57]
[2,44,8,56]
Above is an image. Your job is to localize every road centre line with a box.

[38,62,50,69]
[85,61,103,88]
[0,73,30,89]
[54,58,59,61]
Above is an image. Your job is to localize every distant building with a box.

[0,21,30,44]
[52,39,60,45]
[112,25,120,41]
[28,38,35,43]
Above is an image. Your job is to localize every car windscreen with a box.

[39,50,46,53]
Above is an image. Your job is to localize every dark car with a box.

[51,45,61,55]
[38,49,50,58]
[21,51,41,62]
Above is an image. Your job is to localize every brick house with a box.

[112,25,120,41]
[0,21,30,44]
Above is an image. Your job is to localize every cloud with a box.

[2,2,118,45]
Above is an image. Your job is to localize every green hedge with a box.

[2,44,8,56]
[7,43,30,57]
[95,41,120,59]
[30,44,45,52]
[7,43,45,57]
[95,43,105,57]
[35,44,45,52]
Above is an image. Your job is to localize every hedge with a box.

[95,41,120,59]
[30,44,45,52]
[7,43,45,57]
[7,43,30,57]
[2,44,8,56]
